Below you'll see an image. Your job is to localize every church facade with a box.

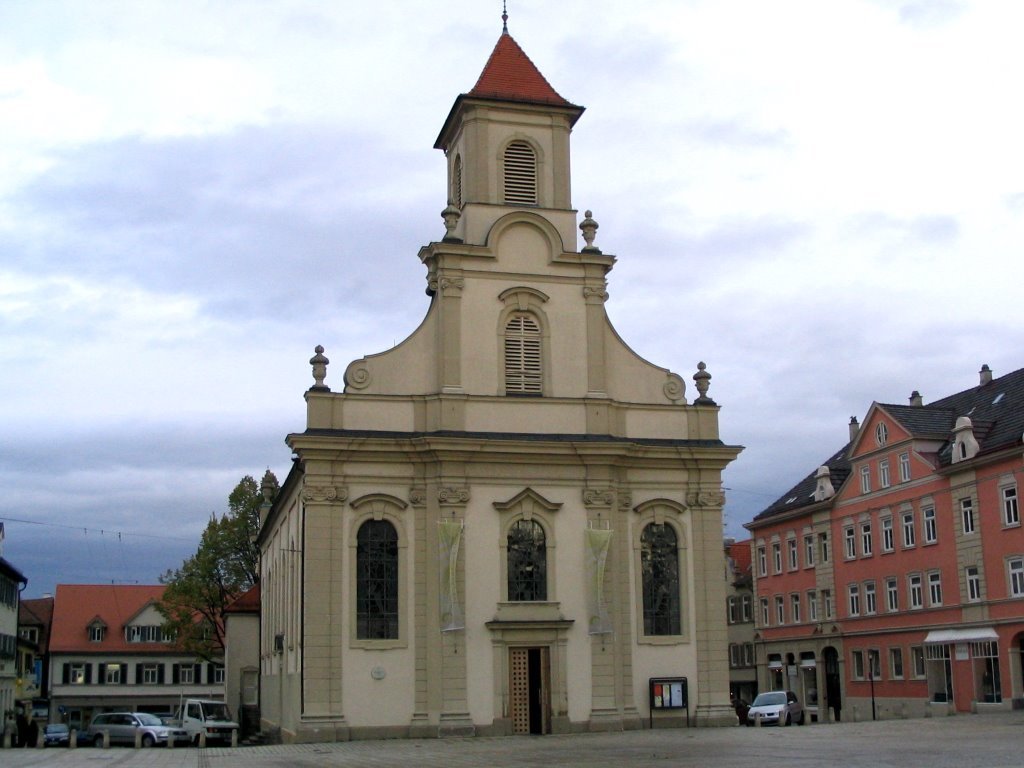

[256,26,742,742]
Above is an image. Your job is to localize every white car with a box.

[745,690,805,726]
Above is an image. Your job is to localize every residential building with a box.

[747,365,1024,721]
[257,22,741,742]
[223,584,260,739]
[48,585,226,730]
[17,596,54,719]
[725,538,756,705]
[1,528,28,725]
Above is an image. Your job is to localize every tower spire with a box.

[502,1,508,34]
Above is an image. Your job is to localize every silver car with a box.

[87,712,189,747]
[745,690,805,726]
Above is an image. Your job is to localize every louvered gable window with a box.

[503,140,537,205]
[504,313,542,395]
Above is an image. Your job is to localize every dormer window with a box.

[503,140,537,205]
[875,422,888,446]
[89,624,105,643]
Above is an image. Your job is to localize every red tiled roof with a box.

[728,538,753,575]
[50,584,167,653]
[224,583,260,614]
[468,32,571,107]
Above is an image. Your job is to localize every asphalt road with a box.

[2,711,1022,767]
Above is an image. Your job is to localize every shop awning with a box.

[923,627,998,644]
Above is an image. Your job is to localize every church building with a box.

[256,20,742,741]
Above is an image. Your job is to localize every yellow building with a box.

[257,24,741,742]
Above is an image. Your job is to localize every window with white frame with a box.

[875,422,888,446]
[89,625,105,643]
[864,581,877,614]
[966,566,981,602]
[773,541,782,574]
[971,641,1002,703]
[960,498,975,535]
[868,648,882,680]
[791,593,801,623]
[1009,558,1024,597]
[775,595,785,625]
[879,459,891,488]
[741,594,752,623]
[844,526,856,559]
[899,452,911,482]
[1003,485,1020,526]
[928,571,943,606]
[743,643,755,666]
[757,545,767,577]
[729,643,741,667]
[819,532,830,563]
[911,646,925,678]
[851,649,865,679]
[923,506,937,543]
[861,521,873,556]
[104,663,122,684]
[808,589,818,621]
[727,596,738,624]
[881,516,894,552]
[848,583,860,616]
[860,465,872,494]
[902,510,916,547]
[886,577,899,612]
[804,534,815,567]
[760,597,770,626]
[823,589,833,619]
[909,574,923,609]
[178,664,195,684]
[890,647,904,679]
[788,537,798,570]
[69,663,86,684]
[213,664,225,684]
[142,664,160,684]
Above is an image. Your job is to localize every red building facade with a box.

[746,365,1024,721]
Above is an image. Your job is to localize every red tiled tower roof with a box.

[468,31,572,107]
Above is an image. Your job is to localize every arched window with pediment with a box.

[356,519,399,640]
[507,519,547,601]
[641,522,681,636]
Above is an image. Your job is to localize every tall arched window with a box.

[504,313,542,395]
[641,523,681,635]
[356,520,399,639]
[503,140,537,205]
[452,154,463,207]
[507,519,547,601]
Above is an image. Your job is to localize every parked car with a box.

[86,712,189,747]
[43,723,70,747]
[745,690,805,726]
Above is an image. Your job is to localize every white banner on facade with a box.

[438,520,464,632]
[586,527,613,635]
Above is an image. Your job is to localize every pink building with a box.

[746,365,1024,721]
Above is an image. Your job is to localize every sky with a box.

[2,0,1022,598]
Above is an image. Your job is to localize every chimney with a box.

[909,390,923,407]
[979,364,992,386]
[849,416,860,442]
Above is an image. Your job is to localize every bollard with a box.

[3,730,11,749]
[754,713,762,728]
[231,729,238,748]
[69,729,77,749]
[167,732,174,749]
[37,729,45,749]
[135,730,142,749]
[101,730,110,749]
[198,730,207,748]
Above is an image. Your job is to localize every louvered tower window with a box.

[452,154,463,207]
[504,313,542,395]
[503,140,537,205]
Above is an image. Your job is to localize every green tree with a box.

[158,473,271,660]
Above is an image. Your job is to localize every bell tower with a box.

[434,24,585,249]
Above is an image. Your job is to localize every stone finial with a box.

[441,202,462,242]
[813,466,835,501]
[309,345,330,391]
[693,361,715,405]
[579,210,600,252]
[260,469,279,504]
[952,416,980,463]
[909,390,923,407]
[979,364,992,386]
